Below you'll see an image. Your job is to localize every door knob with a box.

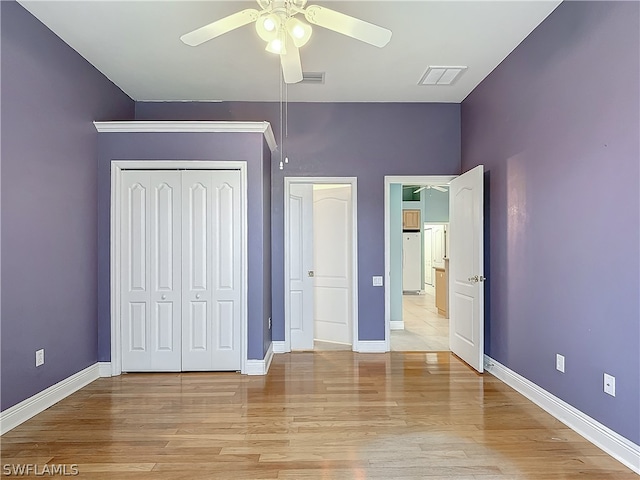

[467,275,486,283]
[196,294,201,299]
[308,271,315,277]
[161,294,166,300]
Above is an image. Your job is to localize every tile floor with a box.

[391,293,450,351]
[313,292,449,352]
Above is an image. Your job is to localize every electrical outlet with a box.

[268,317,272,330]
[604,373,616,397]
[372,276,383,287]
[35,349,45,367]
[556,354,565,373]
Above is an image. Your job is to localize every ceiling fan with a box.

[404,185,450,194]
[180,0,392,84]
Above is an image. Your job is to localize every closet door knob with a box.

[196,294,201,299]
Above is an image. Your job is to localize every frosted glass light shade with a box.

[256,13,280,41]
[285,17,312,47]
[265,32,286,54]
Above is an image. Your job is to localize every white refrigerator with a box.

[402,232,422,292]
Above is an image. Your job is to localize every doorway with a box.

[384,175,455,352]
[384,168,486,372]
[393,221,449,350]
[284,177,359,352]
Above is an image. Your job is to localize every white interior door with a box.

[423,227,433,286]
[121,171,182,372]
[449,165,484,372]
[313,185,352,345]
[121,169,241,372]
[289,184,314,350]
[182,170,241,371]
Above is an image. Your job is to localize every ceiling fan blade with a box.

[413,186,427,193]
[180,9,259,46]
[304,5,392,48]
[432,186,448,192]
[280,41,303,84]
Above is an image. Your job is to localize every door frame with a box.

[384,175,455,351]
[110,160,248,376]
[283,177,359,352]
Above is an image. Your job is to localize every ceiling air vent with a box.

[301,72,325,84]
[419,66,467,86]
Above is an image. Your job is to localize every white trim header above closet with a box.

[93,121,277,152]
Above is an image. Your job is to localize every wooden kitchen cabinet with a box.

[402,209,421,231]
[435,266,448,317]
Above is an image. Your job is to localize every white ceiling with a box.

[18,0,561,103]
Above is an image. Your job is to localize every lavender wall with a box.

[462,1,639,443]
[96,132,272,361]
[136,102,461,342]
[1,2,134,410]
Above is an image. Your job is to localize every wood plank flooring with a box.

[1,352,636,479]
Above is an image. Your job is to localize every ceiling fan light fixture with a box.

[256,13,280,41]
[266,33,286,54]
[285,17,312,47]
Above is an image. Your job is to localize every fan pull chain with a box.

[279,59,284,170]
[284,81,289,164]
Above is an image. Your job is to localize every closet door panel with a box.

[210,171,242,370]
[182,175,212,370]
[182,170,241,371]
[121,171,181,372]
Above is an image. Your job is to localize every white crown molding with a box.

[485,355,640,474]
[0,364,100,435]
[354,340,387,353]
[245,343,274,376]
[93,121,277,152]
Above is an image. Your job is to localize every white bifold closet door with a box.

[121,170,241,372]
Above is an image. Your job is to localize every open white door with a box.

[288,184,315,350]
[313,185,352,345]
[449,165,484,372]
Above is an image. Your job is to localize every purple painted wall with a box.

[136,102,461,342]
[1,2,134,411]
[96,132,272,361]
[462,1,639,443]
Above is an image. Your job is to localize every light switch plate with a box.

[36,349,45,367]
[604,373,615,397]
[556,354,565,373]
[372,276,383,287]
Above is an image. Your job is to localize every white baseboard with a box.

[272,341,288,354]
[485,355,640,474]
[98,362,112,377]
[0,364,100,435]
[354,340,387,353]
[245,343,274,376]
[390,320,405,330]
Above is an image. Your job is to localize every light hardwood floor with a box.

[391,293,449,351]
[1,352,635,479]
